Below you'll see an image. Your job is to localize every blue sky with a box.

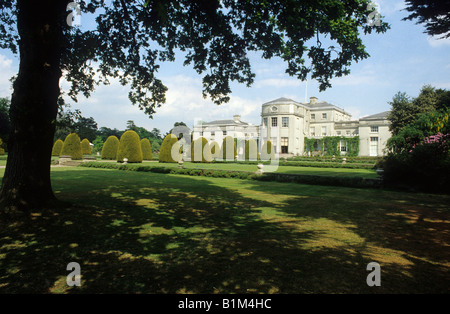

[0,0,449,134]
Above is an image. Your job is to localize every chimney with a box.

[233,115,241,123]
[310,97,318,104]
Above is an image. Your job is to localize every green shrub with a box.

[159,134,182,163]
[244,139,259,161]
[116,130,143,163]
[60,133,82,160]
[51,139,64,156]
[191,137,212,163]
[140,138,153,160]
[0,138,5,155]
[81,138,92,155]
[210,140,220,159]
[220,136,237,161]
[101,136,120,160]
[261,140,275,161]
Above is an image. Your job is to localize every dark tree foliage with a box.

[403,0,450,39]
[0,0,389,216]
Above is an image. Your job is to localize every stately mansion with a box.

[192,97,391,157]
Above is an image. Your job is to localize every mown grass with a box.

[0,166,449,294]
[97,160,378,178]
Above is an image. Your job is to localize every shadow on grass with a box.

[0,168,449,293]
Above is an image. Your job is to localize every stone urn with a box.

[123,158,128,164]
[178,159,184,169]
[376,168,384,178]
[256,163,264,175]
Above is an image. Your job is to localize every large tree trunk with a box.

[0,0,68,217]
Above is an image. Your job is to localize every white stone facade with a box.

[193,97,392,157]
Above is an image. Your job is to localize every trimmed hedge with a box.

[244,139,259,161]
[140,138,153,160]
[81,138,92,155]
[0,138,4,155]
[101,136,120,160]
[159,134,182,163]
[191,137,212,163]
[79,161,382,189]
[60,133,82,160]
[220,136,237,161]
[261,140,275,161]
[116,130,143,163]
[52,139,64,156]
[210,141,220,159]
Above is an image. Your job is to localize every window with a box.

[340,141,347,152]
[322,113,327,119]
[282,117,289,127]
[223,131,227,136]
[311,114,316,120]
[271,117,278,127]
[371,126,379,133]
[281,137,289,154]
[211,131,215,136]
[336,131,341,135]
[346,130,351,136]
[321,126,327,136]
[263,118,268,127]
[310,127,315,136]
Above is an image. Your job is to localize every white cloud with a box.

[0,54,16,97]
[427,36,450,48]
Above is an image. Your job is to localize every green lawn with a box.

[0,166,449,294]
[98,160,378,178]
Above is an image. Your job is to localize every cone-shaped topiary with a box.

[245,139,259,161]
[101,136,120,160]
[210,140,220,159]
[116,130,143,163]
[190,137,212,163]
[52,139,64,156]
[81,138,92,155]
[61,133,83,160]
[0,138,5,155]
[159,134,182,163]
[140,138,153,160]
[261,140,275,161]
[220,136,237,161]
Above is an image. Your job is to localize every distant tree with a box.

[403,0,450,39]
[150,128,162,140]
[74,117,98,142]
[387,86,450,135]
[126,120,138,132]
[0,98,10,144]
[97,127,123,142]
[92,136,104,154]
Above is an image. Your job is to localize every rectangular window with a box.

[371,126,379,133]
[211,131,215,136]
[281,137,289,154]
[271,117,278,127]
[322,113,327,119]
[321,126,327,136]
[263,118,268,127]
[310,127,315,136]
[336,131,341,135]
[223,131,227,136]
[311,114,315,120]
[346,130,351,136]
[282,117,289,127]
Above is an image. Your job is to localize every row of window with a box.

[311,113,327,120]
[263,117,290,127]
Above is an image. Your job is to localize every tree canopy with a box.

[403,0,450,39]
[1,0,389,112]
